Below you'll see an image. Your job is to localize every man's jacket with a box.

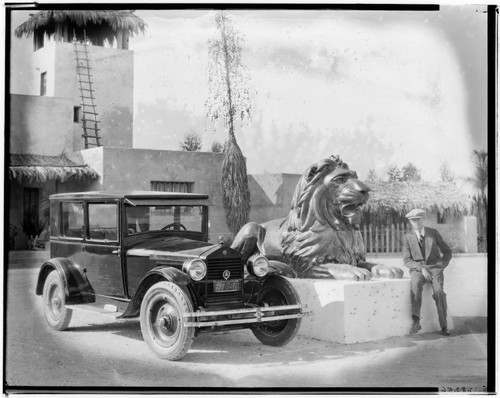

[403,227,452,272]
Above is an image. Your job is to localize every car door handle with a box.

[112,250,120,256]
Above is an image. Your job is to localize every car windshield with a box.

[125,205,205,235]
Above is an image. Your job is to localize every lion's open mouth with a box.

[340,202,365,218]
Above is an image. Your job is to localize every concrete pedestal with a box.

[289,278,453,344]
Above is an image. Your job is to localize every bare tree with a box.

[206,11,253,236]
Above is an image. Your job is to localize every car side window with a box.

[88,203,118,241]
[50,200,59,237]
[61,202,84,239]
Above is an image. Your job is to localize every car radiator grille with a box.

[203,257,243,307]
[206,257,243,280]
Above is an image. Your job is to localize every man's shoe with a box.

[441,328,450,336]
[410,322,422,334]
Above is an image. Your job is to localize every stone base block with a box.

[288,278,453,344]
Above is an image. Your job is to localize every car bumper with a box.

[183,304,302,327]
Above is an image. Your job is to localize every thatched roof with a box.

[15,10,146,44]
[363,181,473,215]
[9,154,100,183]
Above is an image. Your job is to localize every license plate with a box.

[213,279,241,293]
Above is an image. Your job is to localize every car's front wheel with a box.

[42,270,73,330]
[251,276,302,346]
[140,281,195,361]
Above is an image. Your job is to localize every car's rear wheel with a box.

[42,270,73,330]
[140,281,195,361]
[251,276,301,346]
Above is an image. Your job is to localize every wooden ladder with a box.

[74,31,101,149]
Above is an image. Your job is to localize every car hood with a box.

[126,236,219,259]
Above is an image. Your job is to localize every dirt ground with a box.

[4,251,491,393]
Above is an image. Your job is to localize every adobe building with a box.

[8,10,227,249]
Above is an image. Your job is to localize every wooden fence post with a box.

[385,226,389,253]
[391,223,395,253]
[398,223,402,252]
[360,220,416,254]
[369,224,372,253]
[363,224,367,252]
[363,225,367,253]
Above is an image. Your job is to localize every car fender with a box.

[267,260,298,278]
[244,273,299,306]
[36,258,95,304]
[119,266,191,319]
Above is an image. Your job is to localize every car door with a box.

[81,201,125,298]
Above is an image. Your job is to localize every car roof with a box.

[50,191,210,201]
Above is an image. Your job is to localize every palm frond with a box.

[9,154,100,183]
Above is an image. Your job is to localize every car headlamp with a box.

[247,254,269,277]
[183,258,207,281]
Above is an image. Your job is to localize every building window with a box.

[74,106,81,123]
[23,188,40,231]
[40,72,47,96]
[33,29,44,51]
[151,181,194,193]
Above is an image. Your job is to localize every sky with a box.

[7,6,489,184]
[129,6,488,183]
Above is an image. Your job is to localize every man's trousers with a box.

[410,269,448,329]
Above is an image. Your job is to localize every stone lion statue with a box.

[231,155,403,280]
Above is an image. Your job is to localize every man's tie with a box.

[418,231,425,257]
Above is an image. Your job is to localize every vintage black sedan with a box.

[36,191,302,360]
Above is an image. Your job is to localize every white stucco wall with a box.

[67,44,134,151]
[10,38,57,97]
[69,147,230,242]
[50,42,135,151]
[10,94,74,155]
[248,173,300,222]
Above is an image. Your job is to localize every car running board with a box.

[66,303,126,319]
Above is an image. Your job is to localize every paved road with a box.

[4,254,489,391]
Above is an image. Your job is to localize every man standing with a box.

[403,208,452,336]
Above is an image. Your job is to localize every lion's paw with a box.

[370,264,404,279]
[307,264,372,281]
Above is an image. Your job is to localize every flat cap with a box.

[406,208,426,219]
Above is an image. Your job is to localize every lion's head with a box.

[281,156,370,275]
[284,155,369,232]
